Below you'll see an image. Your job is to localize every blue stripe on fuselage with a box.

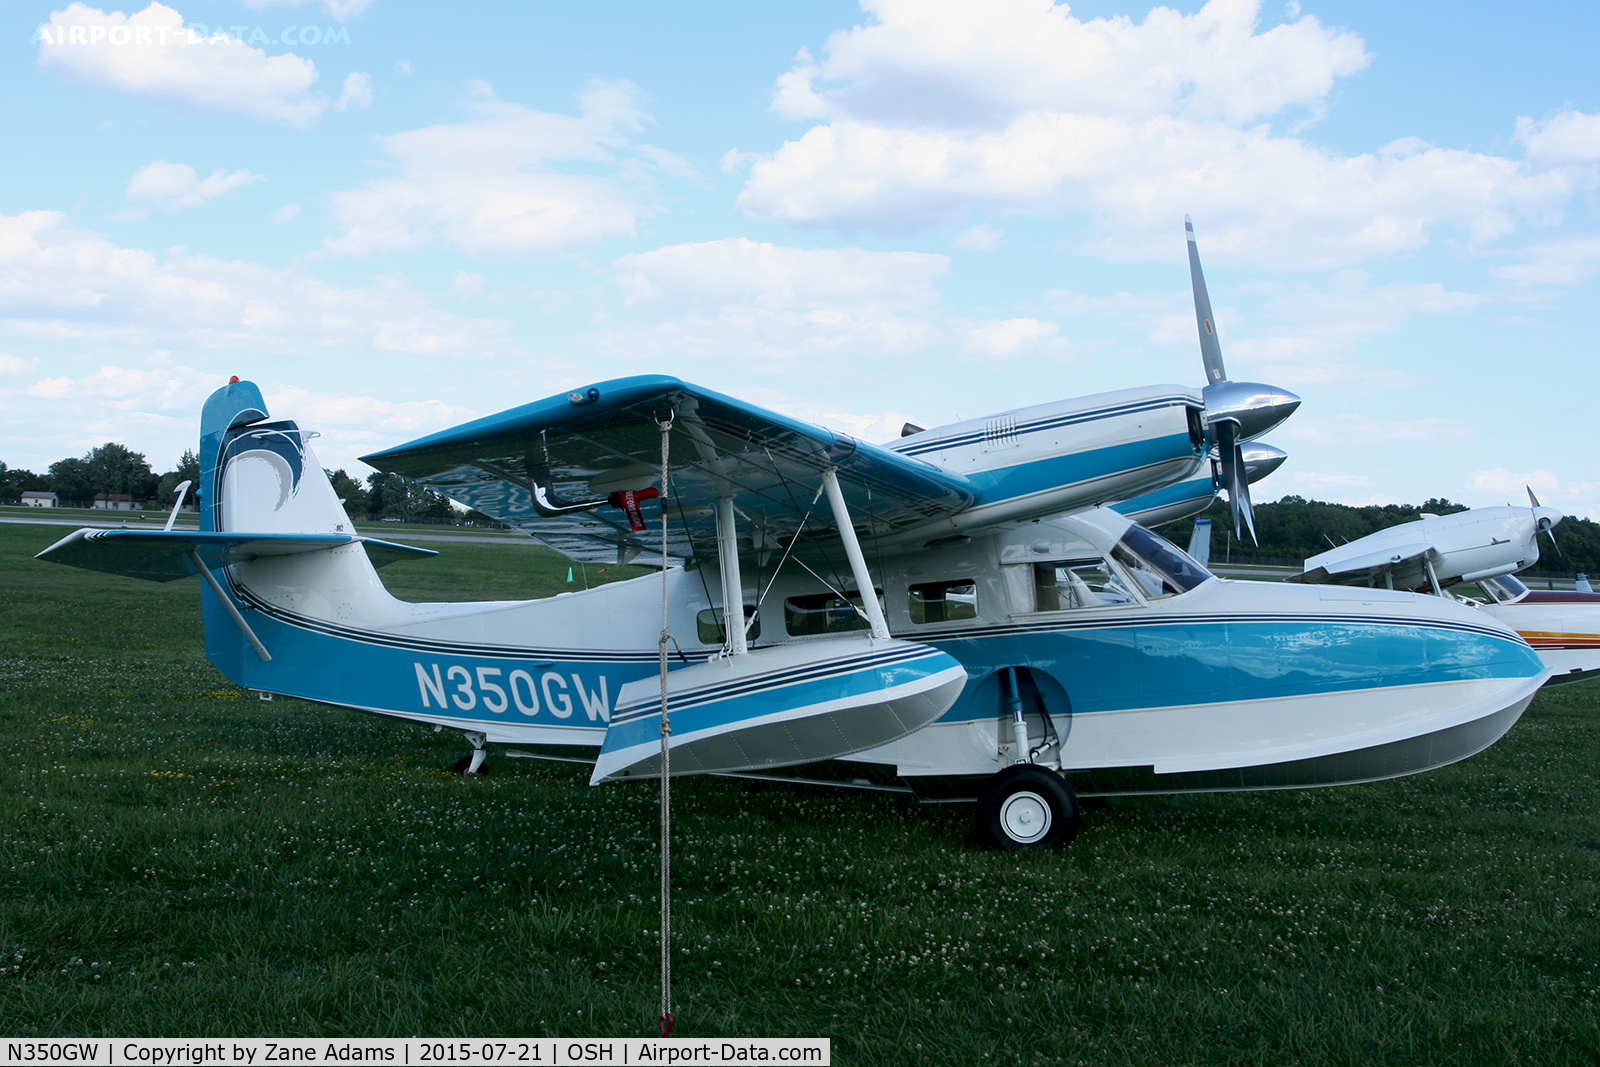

[963,433,1196,502]
[197,574,1544,736]
[201,580,649,728]
[923,615,1543,723]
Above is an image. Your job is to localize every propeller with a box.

[1186,216,1300,544]
[1528,486,1562,556]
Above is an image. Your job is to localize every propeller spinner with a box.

[1528,486,1563,556]
[1186,216,1300,543]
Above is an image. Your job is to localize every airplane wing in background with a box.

[1288,543,1433,586]
[361,375,982,566]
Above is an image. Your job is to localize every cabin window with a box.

[784,589,884,636]
[1479,574,1530,605]
[909,579,977,624]
[1110,524,1211,600]
[1032,560,1133,611]
[697,605,761,644]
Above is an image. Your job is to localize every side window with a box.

[697,605,760,644]
[784,590,884,637]
[1032,560,1134,611]
[909,579,977,624]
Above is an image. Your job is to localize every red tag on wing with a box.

[607,486,660,532]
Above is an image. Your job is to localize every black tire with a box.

[977,764,1080,850]
[451,754,487,775]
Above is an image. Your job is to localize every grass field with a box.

[0,521,1596,1063]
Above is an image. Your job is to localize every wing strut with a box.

[187,549,271,662]
[821,469,891,640]
[716,496,748,656]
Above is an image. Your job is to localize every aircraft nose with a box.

[1535,506,1564,530]
[1202,381,1301,441]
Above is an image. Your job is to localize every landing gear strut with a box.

[975,667,1080,849]
[452,731,488,775]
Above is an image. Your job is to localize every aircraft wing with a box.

[361,375,981,565]
[35,528,437,583]
[1288,543,1433,586]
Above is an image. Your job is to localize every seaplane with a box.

[34,221,1550,849]
[1291,492,1600,684]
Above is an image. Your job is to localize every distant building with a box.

[20,491,57,508]
[92,492,135,511]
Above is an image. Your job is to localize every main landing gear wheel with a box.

[977,764,1080,850]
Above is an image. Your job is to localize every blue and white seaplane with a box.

[1291,492,1600,684]
[35,222,1549,848]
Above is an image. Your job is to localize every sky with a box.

[2,0,1598,516]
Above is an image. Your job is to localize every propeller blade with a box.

[1214,420,1258,544]
[1539,517,1561,557]
[1528,485,1542,508]
[1186,215,1227,385]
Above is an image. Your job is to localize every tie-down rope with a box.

[656,414,675,1039]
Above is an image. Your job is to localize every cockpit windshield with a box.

[1479,574,1530,604]
[1111,524,1213,600]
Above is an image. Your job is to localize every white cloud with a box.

[240,0,375,20]
[0,354,42,375]
[395,60,412,75]
[720,149,759,174]
[444,271,488,301]
[0,210,509,356]
[1276,470,1385,507]
[270,203,301,224]
[1465,467,1559,499]
[259,384,475,437]
[3,359,476,479]
[118,160,264,218]
[1514,110,1600,165]
[37,3,331,125]
[773,0,1368,127]
[1279,413,1471,447]
[633,144,697,179]
[737,0,1571,267]
[614,237,947,309]
[334,71,371,110]
[600,238,952,366]
[960,317,1063,357]
[728,386,916,445]
[954,224,1001,251]
[324,81,656,258]
[24,358,217,410]
[1494,234,1600,287]
[1230,275,1479,380]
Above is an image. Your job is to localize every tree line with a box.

[1163,495,1600,577]
[1,442,491,524]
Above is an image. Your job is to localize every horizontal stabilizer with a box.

[1289,542,1432,585]
[35,528,436,583]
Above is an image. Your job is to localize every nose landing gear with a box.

[974,667,1081,849]
[978,763,1080,849]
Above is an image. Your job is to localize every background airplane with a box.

[1289,491,1600,683]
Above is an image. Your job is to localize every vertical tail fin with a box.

[198,379,354,535]
[1187,518,1213,569]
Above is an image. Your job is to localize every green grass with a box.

[0,522,1597,1062]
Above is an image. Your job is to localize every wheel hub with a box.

[999,789,1052,844]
